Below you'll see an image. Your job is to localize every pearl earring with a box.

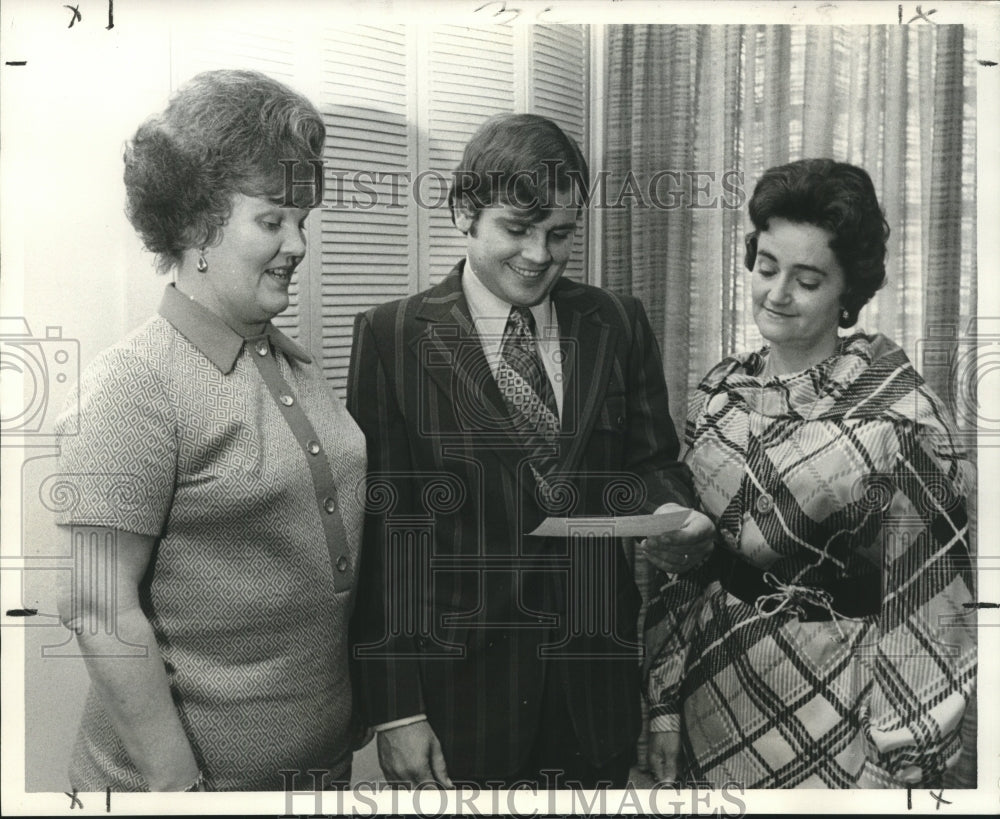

[841,308,849,322]
[197,250,208,273]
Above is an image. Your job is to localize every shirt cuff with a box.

[374,714,428,732]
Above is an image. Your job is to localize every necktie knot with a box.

[507,305,537,337]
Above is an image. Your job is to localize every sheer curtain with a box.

[602,24,978,785]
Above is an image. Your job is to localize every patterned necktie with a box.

[497,306,560,490]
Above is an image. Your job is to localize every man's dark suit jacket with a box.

[346,261,694,780]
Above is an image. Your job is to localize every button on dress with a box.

[55,285,367,791]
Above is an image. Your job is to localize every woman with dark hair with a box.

[644,159,975,788]
[53,69,366,791]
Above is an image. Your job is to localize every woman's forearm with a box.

[70,606,200,790]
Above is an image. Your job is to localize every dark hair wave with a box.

[744,158,889,327]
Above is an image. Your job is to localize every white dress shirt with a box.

[461,258,564,420]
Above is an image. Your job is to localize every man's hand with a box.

[377,720,453,787]
[637,504,715,573]
[648,730,682,783]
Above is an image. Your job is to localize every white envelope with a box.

[527,510,690,538]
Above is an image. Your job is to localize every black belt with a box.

[708,546,881,621]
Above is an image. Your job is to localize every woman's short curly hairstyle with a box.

[124,69,325,273]
[744,158,889,328]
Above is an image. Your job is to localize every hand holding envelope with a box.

[637,503,715,573]
[528,503,715,574]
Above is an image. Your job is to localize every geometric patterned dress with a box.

[644,332,976,788]
[54,285,367,791]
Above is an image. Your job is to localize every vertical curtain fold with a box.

[761,27,791,169]
[689,25,726,385]
[918,26,936,318]
[925,25,966,393]
[880,27,907,343]
[803,27,835,157]
[924,28,976,787]
[721,26,744,358]
[606,27,700,425]
[603,26,634,295]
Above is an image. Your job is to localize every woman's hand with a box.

[637,504,715,573]
[648,730,683,783]
[56,527,201,791]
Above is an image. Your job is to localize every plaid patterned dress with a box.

[644,333,976,788]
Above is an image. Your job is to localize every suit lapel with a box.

[411,268,618,490]
[410,262,535,482]
[552,279,618,477]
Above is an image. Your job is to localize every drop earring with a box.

[197,250,208,273]
[840,308,849,322]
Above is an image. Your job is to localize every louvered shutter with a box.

[422,26,517,287]
[531,25,589,282]
[317,25,414,385]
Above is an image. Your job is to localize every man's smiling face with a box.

[456,197,580,307]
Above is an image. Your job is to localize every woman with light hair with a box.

[55,69,366,791]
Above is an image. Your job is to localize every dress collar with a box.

[713,332,913,420]
[158,283,311,374]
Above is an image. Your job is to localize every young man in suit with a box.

[347,114,713,789]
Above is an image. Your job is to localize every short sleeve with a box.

[54,347,177,536]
